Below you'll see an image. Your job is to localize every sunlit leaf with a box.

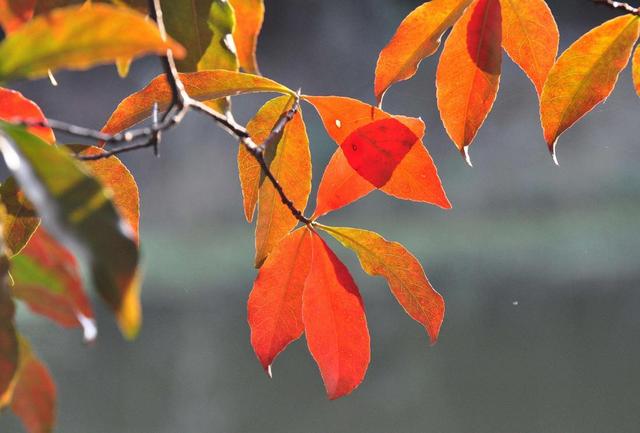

[102,70,294,136]
[254,96,311,267]
[0,178,39,257]
[248,228,312,372]
[228,0,264,74]
[11,228,96,342]
[0,4,185,82]
[1,337,56,433]
[436,0,502,161]
[303,231,370,400]
[499,0,558,96]
[374,0,473,104]
[0,87,54,144]
[318,225,445,343]
[0,0,36,34]
[540,15,640,157]
[633,45,640,97]
[0,122,141,338]
[304,95,450,218]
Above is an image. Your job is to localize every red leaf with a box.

[436,0,502,161]
[0,283,17,397]
[303,231,370,399]
[340,118,416,188]
[0,0,35,34]
[304,95,450,218]
[0,87,54,144]
[248,228,312,372]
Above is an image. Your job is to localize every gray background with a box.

[3,0,640,432]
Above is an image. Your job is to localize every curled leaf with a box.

[374,0,473,104]
[0,4,186,81]
[541,15,640,156]
[303,231,370,400]
[319,225,445,343]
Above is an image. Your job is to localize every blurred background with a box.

[3,0,640,431]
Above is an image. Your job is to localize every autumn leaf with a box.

[248,228,312,372]
[302,231,370,400]
[254,96,311,267]
[304,95,449,218]
[102,70,294,136]
[0,337,56,433]
[374,0,473,104]
[0,178,39,257]
[228,0,264,74]
[0,251,17,397]
[0,87,54,144]
[436,0,502,163]
[0,0,36,34]
[0,122,141,338]
[318,225,445,343]
[541,15,640,159]
[633,45,640,97]
[0,4,185,82]
[11,228,96,342]
[499,0,558,96]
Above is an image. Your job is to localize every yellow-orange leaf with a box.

[228,0,264,74]
[499,0,558,96]
[319,225,445,343]
[248,228,312,372]
[540,15,640,157]
[374,0,473,104]
[102,70,294,136]
[634,45,640,97]
[254,97,311,267]
[0,4,185,82]
[436,0,502,160]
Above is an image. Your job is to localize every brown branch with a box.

[593,0,640,14]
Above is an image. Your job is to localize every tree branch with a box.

[593,0,640,15]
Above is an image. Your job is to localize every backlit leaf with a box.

[499,0,558,96]
[248,228,312,372]
[318,225,445,343]
[304,96,449,218]
[254,96,311,267]
[11,228,96,342]
[374,0,473,104]
[0,4,185,82]
[0,122,141,339]
[3,338,56,433]
[0,178,39,257]
[102,70,294,136]
[436,0,502,161]
[228,0,264,74]
[633,45,640,97]
[0,0,36,34]
[0,88,54,144]
[303,231,370,400]
[540,15,640,157]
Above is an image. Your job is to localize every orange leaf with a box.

[436,0,502,161]
[304,95,449,218]
[228,0,264,74]
[540,15,640,158]
[11,228,96,342]
[0,0,35,34]
[499,0,558,96]
[633,45,640,97]
[0,88,54,144]
[0,256,17,397]
[374,0,473,104]
[0,4,185,81]
[247,228,312,372]
[302,231,370,400]
[8,339,56,433]
[102,70,294,137]
[319,225,445,343]
[254,97,311,267]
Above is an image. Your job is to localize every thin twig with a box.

[593,0,640,15]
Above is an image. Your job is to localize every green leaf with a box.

[0,121,141,339]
